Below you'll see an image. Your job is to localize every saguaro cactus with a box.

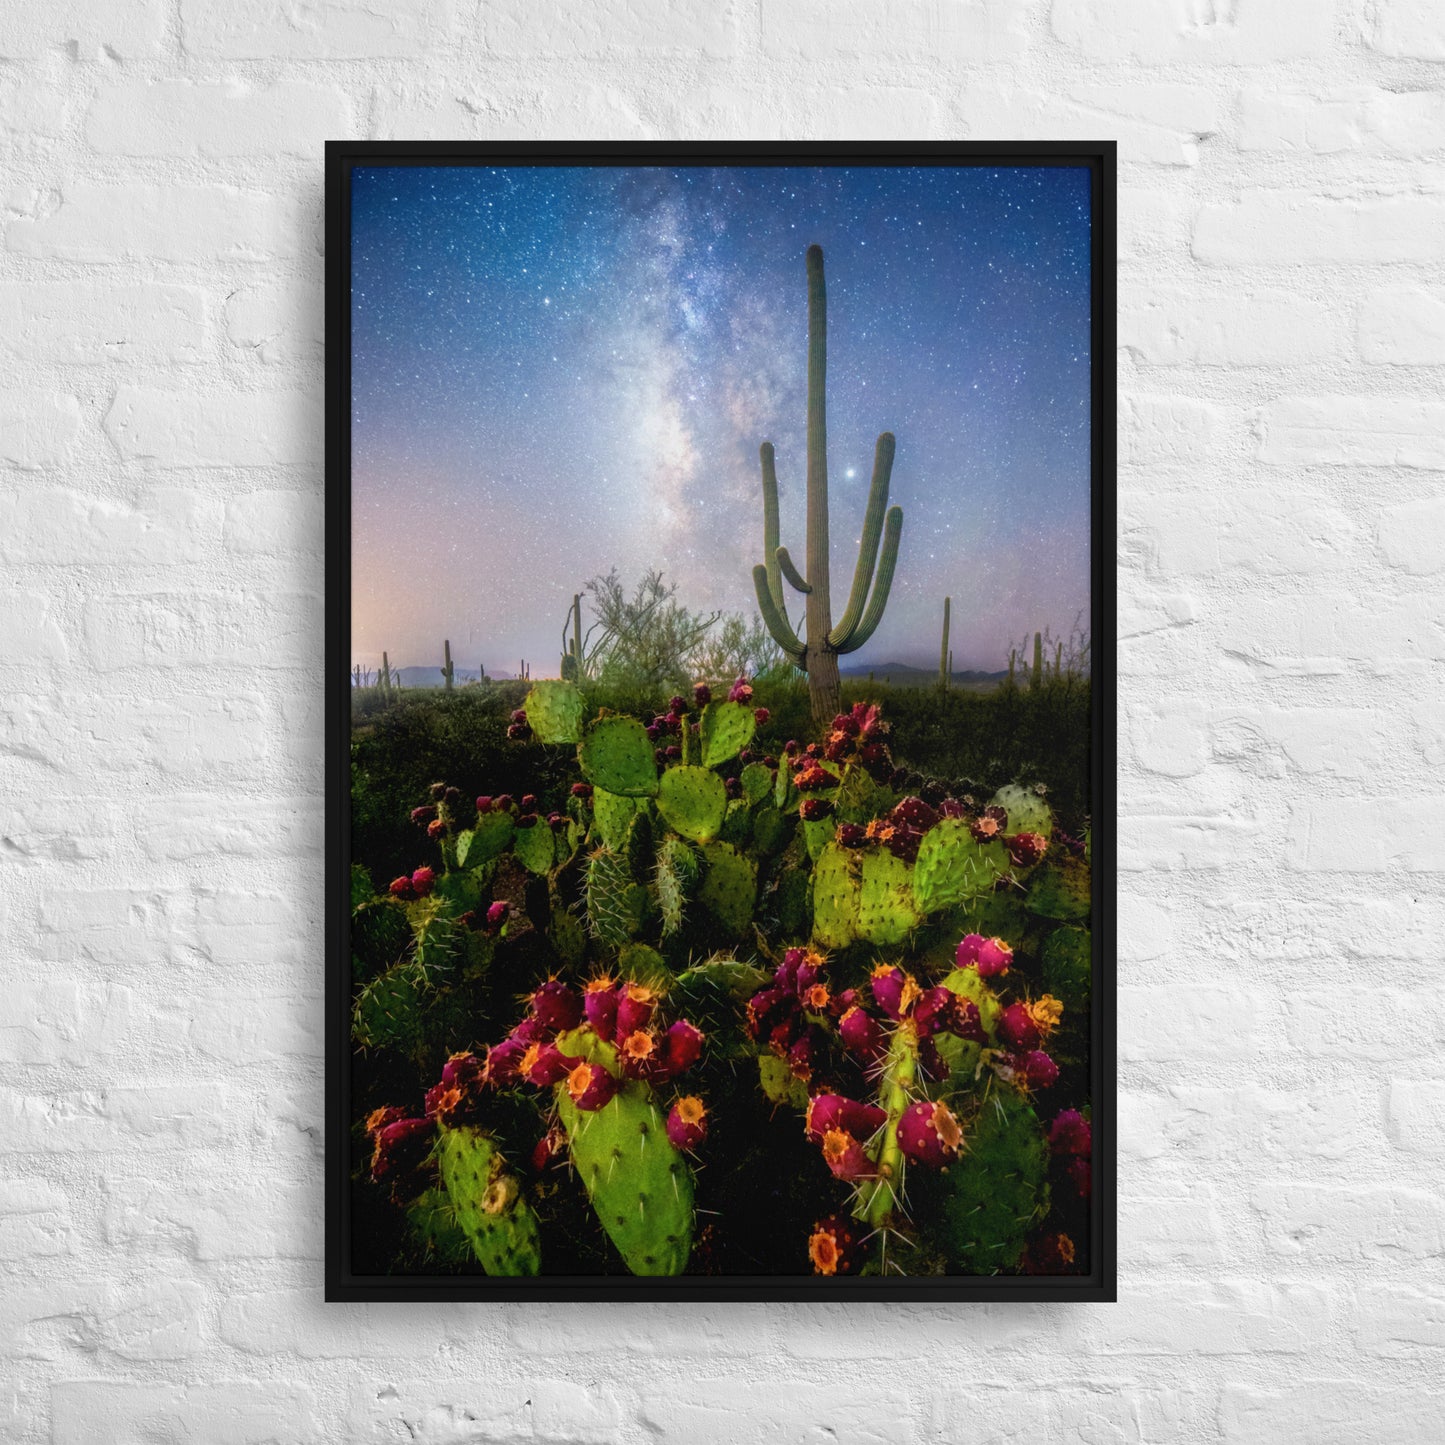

[939,597,951,689]
[441,639,455,692]
[753,245,904,725]
[560,594,584,681]
[1030,631,1043,693]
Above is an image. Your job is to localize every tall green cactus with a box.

[939,597,951,689]
[753,245,904,725]
[1030,631,1043,693]
[441,639,454,692]
[560,593,584,681]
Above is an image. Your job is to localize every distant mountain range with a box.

[839,662,1008,688]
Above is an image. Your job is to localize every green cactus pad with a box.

[1025,854,1091,922]
[1042,924,1092,1011]
[857,849,921,945]
[654,834,699,938]
[811,841,860,949]
[990,783,1054,840]
[751,803,790,857]
[624,809,655,881]
[350,863,374,909]
[773,763,797,812]
[719,798,754,848]
[522,680,585,744]
[586,846,644,949]
[592,788,649,851]
[549,891,587,968]
[697,842,757,937]
[941,963,1003,1042]
[698,700,756,767]
[556,1079,694,1275]
[913,819,1008,914]
[758,1053,809,1109]
[656,765,727,844]
[512,820,555,875]
[739,762,773,805]
[578,716,659,797]
[674,955,769,998]
[405,1187,475,1268]
[618,942,674,992]
[351,897,410,980]
[351,960,426,1052]
[435,1124,542,1276]
[801,816,834,862]
[834,765,894,825]
[774,861,812,939]
[457,811,515,868]
[936,1086,1048,1274]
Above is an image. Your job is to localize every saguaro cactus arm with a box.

[829,431,898,650]
[839,505,902,653]
[752,564,806,664]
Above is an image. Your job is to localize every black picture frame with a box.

[325,139,1116,1303]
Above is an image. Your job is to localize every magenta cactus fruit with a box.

[808,1214,862,1275]
[820,1128,875,1181]
[869,964,916,1021]
[977,937,1013,978]
[805,1093,887,1144]
[515,812,538,829]
[754,707,770,725]
[411,805,437,825]
[838,1004,884,1061]
[793,762,831,791]
[787,1026,824,1082]
[583,978,619,1042]
[410,866,436,896]
[1006,831,1048,868]
[1063,1157,1092,1200]
[745,984,793,1041]
[835,822,867,848]
[530,980,582,1031]
[510,1014,546,1045]
[370,1116,433,1184]
[443,786,461,804]
[483,1037,527,1087]
[891,796,939,832]
[614,982,657,1038]
[664,1018,705,1075]
[519,793,538,811]
[427,819,446,840]
[799,797,834,822]
[896,1098,964,1169]
[506,723,530,740]
[913,985,959,1039]
[693,682,712,707]
[666,1095,708,1150]
[518,1040,573,1088]
[485,900,511,929]
[998,1002,1041,1052]
[494,794,514,813]
[570,782,593,800]
[475,794,493,813]
[1020,1049,1059,1089]
[618,1028,661,1079]
[440,1051,485,1093]
[388,875,416,900]
[1049,1109,1091,1156]
[728,677,753,704]
[564,1060,619,1112]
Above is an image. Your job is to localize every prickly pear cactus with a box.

[654,833,699,937]
[912,818,1006,913]
[1042,924,1091,1010]
[990,783,1053,839]
[811,841,859,949]
[586,846,644,948]
[1025,854,1091,922]
[592,788,648,851]
[698,700,756,766]
[857,848,921,945]
[579,716,658,797]
[523,680,585,744]
[457,811,514,867]
[512,820,555,875]
[697,841,756,936]
[656,764,727,844]
[434,1124,542,1276]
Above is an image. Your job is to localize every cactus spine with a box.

[753,245,904,725]
[939,597,951,689]
[442,639,454,692]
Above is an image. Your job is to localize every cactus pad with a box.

[592,788,649,851]
[936,1087,1047,1274]
[549,889,587,967]
[456,812,514,867]
[697,841,757,937]
[556,1079,694,1275]
[758,1053,810,1109]
[351,960,426,1053]
[990,783,1053,840]
[351,897,410,979]
[586,846,644,949]
[698,700,756,767]
[434,1124,542,1276]
[1025,854,1091,921]
[811,841,860,949]
[617,942,673,992]
[801,816,834,862]
[1042,924,1091,1010]
[942,964,1003,1042]
[751,803,790,856]
[857,848,922,945]
[578,716,659,797]
[512,820,555,875]
[739,762,773,805]
[654,834,699,937]
[523,680,585,744]
[913,819,1007,914]
[656,765,727,844]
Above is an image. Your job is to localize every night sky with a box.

[351,164,1091,677]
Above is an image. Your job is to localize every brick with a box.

[103,386,322,468]
[1122,1191,1227,1268]
[191,887,312,968]
[0,487,219,564]
[1218,707,1402,779]
[0,1087,233,1153]
[1118,190,1194,261]
[0,78,68,138]
[1252,1183,1445,1261]
[0,1178,75,1260]
[184,992,320,1063]
[0,592,69,664]
[0,0,164,59]
[86,80,350,157]
[1119,984,1270,1063]
[763,0,1027,64]
[1121,288,1337,366]
[1116,892,1176,960]
[182,0,453,58]
[224,490,325,555]
[1378,496,1445,574]
[0,977,135,1065]
[1259,395,1445,468]
[1221,1383,1445,1444]
[0,797,117,862]
[220,1287,455,1359]
[36,888,191,966]
[0,282,207,365]
[1351,1284,1445,1355]
[83,590,322,670]
[491,0,738,57]
[50,1382,319,1445]
[1217,593,1445,676]
[512,1303,773,1358]
[1119,814,1251,871]
[1119,395,1221,466]
[924,1385,1196,1443]
[347,1378,622,1443]
[1363,0,1445,61]
[7,184,308,264]
[0,391,81,469]
[224,281,323,365]
[1291,795,1445,871]
[771,1301,1055,1358]
[1360,285,1445,365]
[1052,0,1332,64]
[1195,192,1445,265]
[1287,992,1445,1060]
[136,795,321,860]
[638,1379,907,1445]
[89,1278,208,1360]
[1388,1079,1445,1159]
[373,77,650,142]
[1238,85,1445,154]
[101,1173,322,1260]
[1207,894,1445,964]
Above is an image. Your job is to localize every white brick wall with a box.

[1,0,1441,1440]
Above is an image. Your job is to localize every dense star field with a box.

[352,163,1091,676]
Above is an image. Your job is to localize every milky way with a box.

[351,163,1092,677]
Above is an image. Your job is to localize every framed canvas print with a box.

[326,141,1115,1302]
